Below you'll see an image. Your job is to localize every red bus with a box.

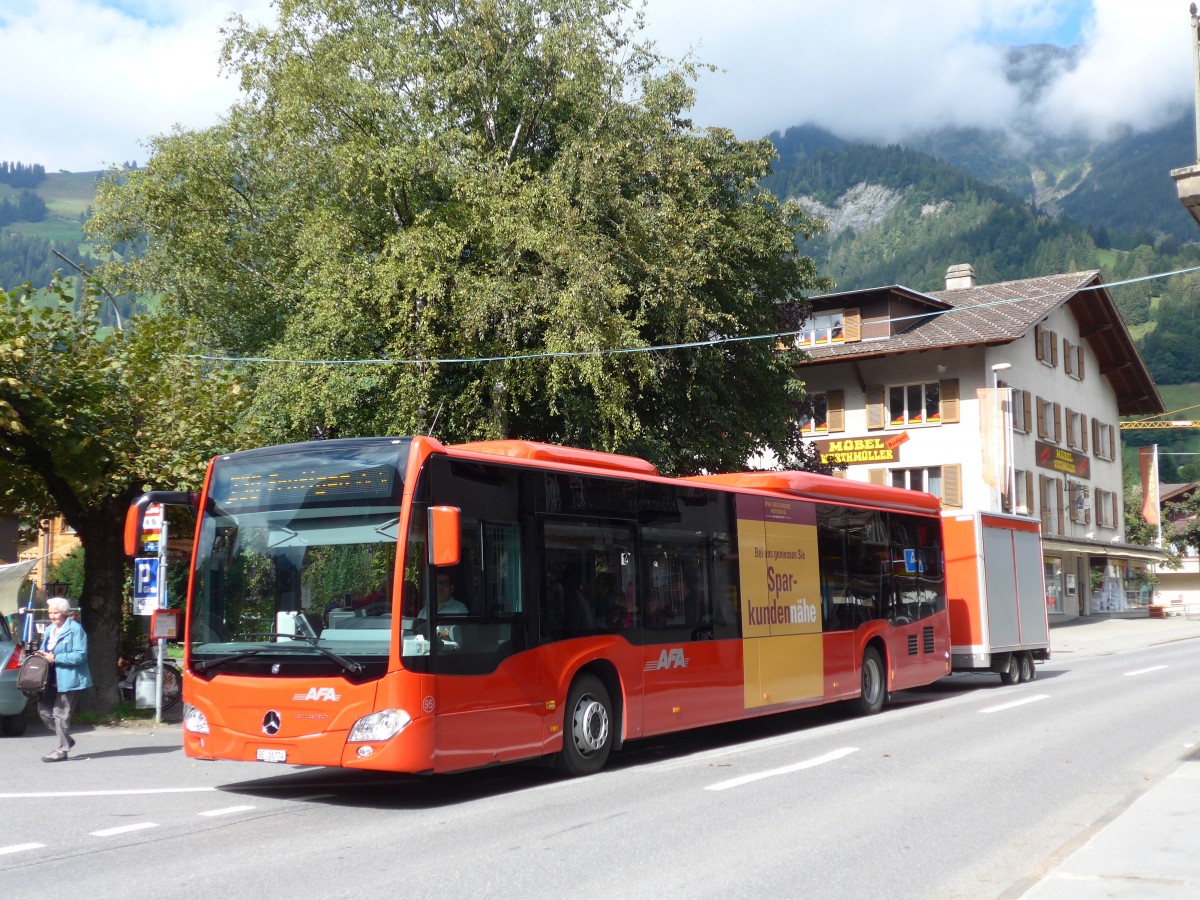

[125,436,950,776]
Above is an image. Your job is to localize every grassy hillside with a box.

[1,171,98,248]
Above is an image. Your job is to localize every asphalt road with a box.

[2,635,1198,900]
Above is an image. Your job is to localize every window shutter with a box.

[1039,476,1051,532]
[842,308,861,343]
[1034,325,1045,361]
[1022,391,1032,433]
[1081,415,1088,453]
[1036,398,1047,439]
[1053,403,1062,443]
[1077,346,1085,380]
[866,386,885,430]
[867,468,886,485]
[1025,475,1034,519]
[940,379,960,424]
[1056,479,1064,534]
[1108,424,1115,461]
[826,390,845,433]
[1050,331,1059,367]
[942,464,962,507]
[1064,340,1073,375]
[1091,418,1099,456]
[1066,408,1075,448]
[1110,492,1118,530]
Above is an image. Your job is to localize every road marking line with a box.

[1125,665,1169,677]
[198,805,256,817]
[980,694,1049,714]
[0,787,219,799]
[90,823,159,837]
[705,747,859,791]
[0,843,45,856]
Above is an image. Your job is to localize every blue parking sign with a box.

[133,557,159,615]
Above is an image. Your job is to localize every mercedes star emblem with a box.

[262,710,281,736]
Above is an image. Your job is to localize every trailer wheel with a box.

[1018,653,1034,683]
[855,648,886,715]
[1000,654,1020,686]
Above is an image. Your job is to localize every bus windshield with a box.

[189,440,409,677]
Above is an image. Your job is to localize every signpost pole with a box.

[155,517,168,724]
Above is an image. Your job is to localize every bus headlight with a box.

[183,704,210,734]
[348,709,411,742]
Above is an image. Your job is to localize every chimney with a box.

[945,263,976,290]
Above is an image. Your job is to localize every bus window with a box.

[541,518,636,641]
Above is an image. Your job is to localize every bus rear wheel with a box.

[855,647,885,716]
[555,674,613,777]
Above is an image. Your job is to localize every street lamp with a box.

[991,363,1012,511]
[44,580,68,600]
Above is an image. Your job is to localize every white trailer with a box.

[943,511,1050,683]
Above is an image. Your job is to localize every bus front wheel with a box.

[855,647,885,716]
[555,674,613,777]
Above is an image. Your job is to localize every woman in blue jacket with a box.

[36,596,93,762]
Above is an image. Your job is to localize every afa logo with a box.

[293,687,341,702]
[644,648,689,672]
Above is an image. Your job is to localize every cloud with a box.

[641,0,1191,142]
[1,1,1192,172]
[0,1,273,172]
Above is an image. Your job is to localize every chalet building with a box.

[1155,482,1199,611]
[796,264,1167,619]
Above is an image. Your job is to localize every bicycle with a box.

[118,645,182,711]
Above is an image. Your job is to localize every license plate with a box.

[256,748,287,763]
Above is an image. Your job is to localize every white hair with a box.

[46,597,71,614]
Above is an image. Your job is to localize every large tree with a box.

[0,284,247,708]
[89,0,827,475]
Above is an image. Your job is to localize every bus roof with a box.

[449,440,660,477]
[446,440,939,515]
[682,471,943,515]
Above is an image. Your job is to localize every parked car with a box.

[0,615,30,735]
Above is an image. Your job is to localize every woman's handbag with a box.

[16,653,51,696]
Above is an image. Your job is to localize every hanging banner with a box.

[1140,446,1160,526]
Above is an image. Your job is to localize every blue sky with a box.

[0,1,1191,172]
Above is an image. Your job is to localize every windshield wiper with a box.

[262,633,365,675]
[193,647,270,674]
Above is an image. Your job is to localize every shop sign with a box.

[1035,441,1090,479]
[815,433,908,466]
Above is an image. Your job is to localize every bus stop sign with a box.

[133,557,159,615]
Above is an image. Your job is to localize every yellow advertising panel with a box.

[737,495,824,709]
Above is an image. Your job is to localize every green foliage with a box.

[0,280,250,708]
[89,0,827,475]
[46,546,85,601]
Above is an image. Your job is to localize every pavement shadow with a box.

[65,745,182,760]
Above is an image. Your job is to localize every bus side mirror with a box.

[123,504,143,558]
[428,506,461,567]
[123,491,199,557]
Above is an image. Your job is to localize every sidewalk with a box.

[1017,615,1200,897]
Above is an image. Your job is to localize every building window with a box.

[1063,339,1085,380]
[1092,420,1116,461]
[1065,409,1085,450]
[1035,324,1058,367]
[888,382,941,427]
[1036,397,1062,443]
[891,467,942,497]
[882,464,961,507]
[799,392,828,435]
[1066,479,1090,524]
[798,310,844,346]
[1095,488,1118,528]
[1013,390,1032,434]
[1013,469,1033,515]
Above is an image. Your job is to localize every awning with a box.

[0,559,37,617]
[1041,536,1170,564]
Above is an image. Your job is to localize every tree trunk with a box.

[76,496,134,712]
